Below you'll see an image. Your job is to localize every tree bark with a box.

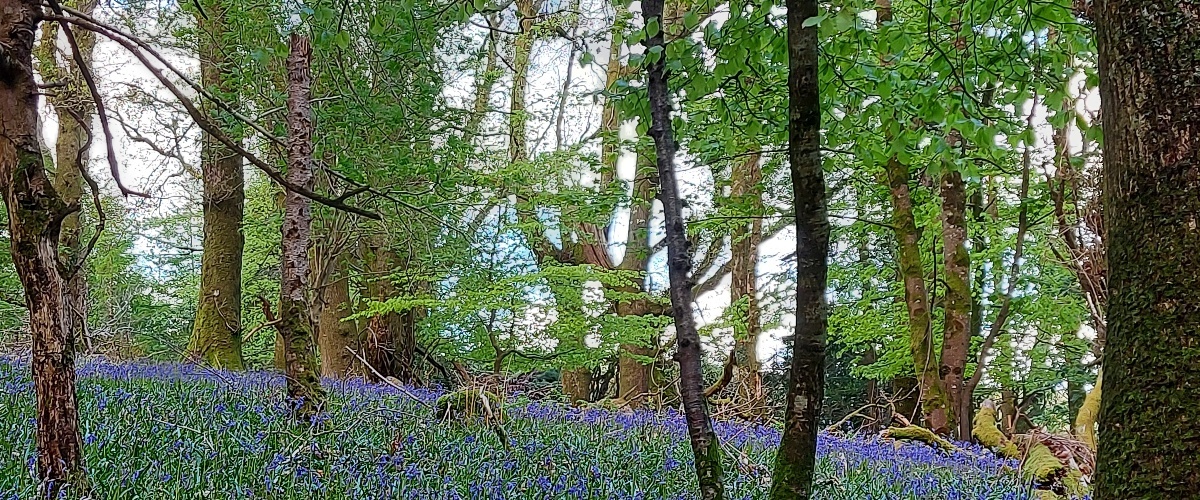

[1,0,87,492]
[728,151,765,418]
[939,168,971,440]
[885,158,951,435]
[769,0,827,495]
[274,33,324,417]
[187,0,245,369]
[36,0,99,350]
[362,234,419,383]
[642,0,725,495]
[1093,0,1200,496]
[615,157,659,406]
[507,0,536,163]
[317,252,360,378]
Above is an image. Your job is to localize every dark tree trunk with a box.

[0,1,87,493]
[362,234,419,384]
[641,0,724,496]
[274,33,324,417]
[188,0,245,369]
[769,0,827,495]
[1093,0,1200,497]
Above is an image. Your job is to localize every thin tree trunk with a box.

[770,0,827,495]
[728,150,764,418]
[875,0,950,436]
[642,0,724,495]
[463,14,500,142]
[36,1,99,349]
[885,158,951,435]
[1093,1,1200,496]
[939,169,971,441]
[507,0,536,163]
[0,1,86,492]
[275,33,324,417]
[188,0,245,369]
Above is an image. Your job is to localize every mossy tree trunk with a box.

[728,151,765,418]
[874,0,951,436]
[769,0,827,495]
[1093,0,1200,495]
[188,0,245,370]
[642,0,725,495]
[939,168,972,440]
[274,34,324,417]
[0,1,86,492]
[885,157,952,435]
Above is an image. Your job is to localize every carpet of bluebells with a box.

[0,358,1037,499]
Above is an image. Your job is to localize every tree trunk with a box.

[187,0,245,369]
[885,158,951,435]
[769,0,827,496]
[1093,1,1200,496]
[642,0,724,495]
[362,234,418,383]
[35,1,99,350]
[274,33,324,417]
[507,0,535,163]
[939,168,971,440]
[317,252,360,378]
[729,151,764,418]
[615,157,659,406]
[0,1,87,492]
[463,14,500,142]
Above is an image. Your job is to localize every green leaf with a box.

[802,14,826,28]
[646,18,661,38]
[334,31,351,49]
[683,10,700,30]
[580,52,594,65]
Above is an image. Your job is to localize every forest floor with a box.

[0,358,1035,499]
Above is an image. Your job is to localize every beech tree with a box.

[187,0,247,370]
[1093,0,1200,496]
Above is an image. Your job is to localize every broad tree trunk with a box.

[770,0,827,495]
[317,252,361,378]
[363,234,419,383]
[728,151,765,418]
[615,158,659,406]
[0,1,87,492]
[188,0,245,369]
[1093,2,1200,496]
[642,0,724,496]
[274,33,324,417]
